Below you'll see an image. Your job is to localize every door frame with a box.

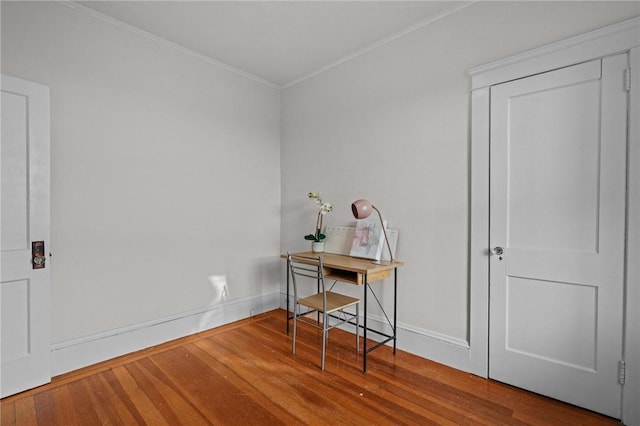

[468,17,640,425]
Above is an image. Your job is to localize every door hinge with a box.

[618,360,626,385]
[624,68,631,92]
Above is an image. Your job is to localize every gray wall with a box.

[1,1,282,343]
[2,0,639,368]
[281,1,640,343]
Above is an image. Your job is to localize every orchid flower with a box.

[304,192,333,242]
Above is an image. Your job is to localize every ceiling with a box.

[74,1,472,88]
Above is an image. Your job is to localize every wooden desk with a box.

[282,251,405,372]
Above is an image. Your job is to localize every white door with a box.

[489,54,627,418]
[1,75,51,397]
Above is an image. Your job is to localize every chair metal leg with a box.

[292,305,297,355]
[321,312,327,370]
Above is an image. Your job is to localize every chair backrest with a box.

[287,253,326,301]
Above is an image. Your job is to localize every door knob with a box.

[491,246,504,256]
[32,241,46,269]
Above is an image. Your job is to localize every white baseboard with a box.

[51,292,280,376]
[354,314,477,375]
[54,289,479,379]
[280,293,479,376]
[394,322,478,375]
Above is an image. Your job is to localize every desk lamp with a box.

[351,199,394,264]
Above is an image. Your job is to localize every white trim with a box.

[57,1,280,89]
[367,314,475,372]
[281,294,475,373]
[467,87,491,377]
[469,17,640,426]
[399,320,469,349]
[470,17,640,90]
[51,292,280,376]
[281,1,477,89]
[56,0,479,91]
[623,46,640,426]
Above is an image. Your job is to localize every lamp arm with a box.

[372,205,394,262]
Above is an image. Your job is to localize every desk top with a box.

[282,251,404,284]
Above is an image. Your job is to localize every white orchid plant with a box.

[304,191,333,242]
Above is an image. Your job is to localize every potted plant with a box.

[304,191,333,252]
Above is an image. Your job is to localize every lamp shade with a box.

[351,199,373,219]
[351,198,395,263]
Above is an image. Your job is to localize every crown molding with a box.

[281,1,477,89]
[56,1,281,89]
[55,1,476,91]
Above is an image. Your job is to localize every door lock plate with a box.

[32,241,46,269]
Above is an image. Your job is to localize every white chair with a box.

[287,253,360,370]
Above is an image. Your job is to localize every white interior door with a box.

[1,75,51,398]
[489,54,628,418]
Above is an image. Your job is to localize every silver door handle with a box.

[491,246,504,256]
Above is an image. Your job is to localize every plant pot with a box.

[311,241,325,253]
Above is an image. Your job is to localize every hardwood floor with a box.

[1,309,619,425]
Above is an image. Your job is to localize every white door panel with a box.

[2,91,29,251]
[489,55,627,418]
[505,277,598,370]
[1,75,51,398]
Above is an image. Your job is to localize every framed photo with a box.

[350,216,387,260]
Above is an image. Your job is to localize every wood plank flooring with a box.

[1,309,619,425]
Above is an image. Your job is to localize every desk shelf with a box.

[324,268,359,284]
[324,267,390,285]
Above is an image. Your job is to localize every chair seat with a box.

[288,252,360,370]
[298,291,360,314]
